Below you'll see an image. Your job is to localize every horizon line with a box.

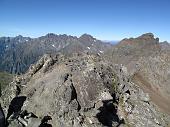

[0,32,168,42]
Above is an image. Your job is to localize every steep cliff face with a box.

[1,53,170,127]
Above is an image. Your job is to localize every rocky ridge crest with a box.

[1,53,170,127]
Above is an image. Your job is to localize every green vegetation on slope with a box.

[0,71,13,96]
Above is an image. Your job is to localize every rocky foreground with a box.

[1,52,170,127]
[0,33,170,127]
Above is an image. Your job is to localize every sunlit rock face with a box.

[1,52,170,127]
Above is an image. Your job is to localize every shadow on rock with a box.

[39,115,52,127]
[96,99,125,127]
[0,104,5,127]
[6,96,27,120]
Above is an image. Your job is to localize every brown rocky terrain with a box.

[0,33,170,127]
[106,33,170,116]
[1,52,170,127]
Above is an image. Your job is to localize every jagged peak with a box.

[138,33,154,39]
[14,35,24,41]
[43,33,77,40]
[45,33,58,38]
[16,35,23,38]
[119,33,160,46]
[79,33,95,40]
[138,33,159,43]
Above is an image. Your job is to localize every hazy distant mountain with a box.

[102,40,119,45]
[0,33,113,74]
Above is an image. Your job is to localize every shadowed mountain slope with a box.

[0,34,112,74]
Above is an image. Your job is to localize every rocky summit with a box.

[0,33,170,127]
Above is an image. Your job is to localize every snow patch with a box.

[52,44,56,48]
[87,47,90,50]
[99,50,104,53]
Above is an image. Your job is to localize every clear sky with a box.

[0,0,170,41]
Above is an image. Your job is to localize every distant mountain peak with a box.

[138,33,155,39]
[45,33,58,38]
[137,33,159,43]
[119,33,160,46]
[17,35,23,37]
[79,34,95,40]
[15,35,23,39]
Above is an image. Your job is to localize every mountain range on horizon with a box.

[0,32,169,74]
[0,33,113,74]
[1,32,170,127]
[1,0,170,126]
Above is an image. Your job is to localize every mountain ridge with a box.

[1,53,170,127]
[0,33,113,74]
[1,33,170,126]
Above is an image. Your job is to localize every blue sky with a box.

[0,0,170,41]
